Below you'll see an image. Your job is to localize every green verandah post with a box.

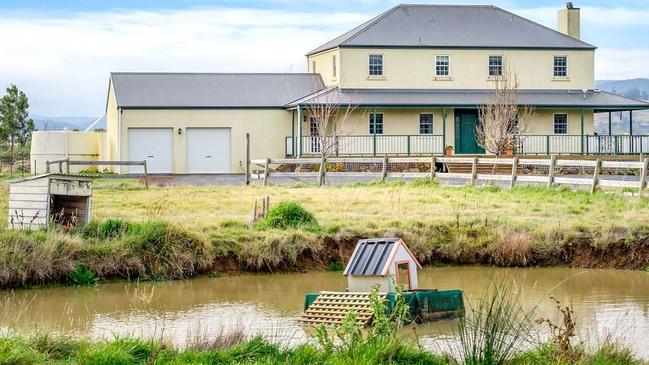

[372,108,377,156]
[297,105,303,157]
[442,108,447,154]
[630,110,634,154]
[580,108,585,154]
[291,110,295,156]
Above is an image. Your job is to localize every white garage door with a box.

[186,128,230,173]
[127,128,173,173]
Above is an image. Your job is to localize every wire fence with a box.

[0,149,31,178]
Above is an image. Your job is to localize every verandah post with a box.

[245,133,250,185]
[442,108,447,152]
[580,108,584,155]
[372,108,377,156]
[546,135,550,156]
[296,105,303,157]
[291,110,295,156]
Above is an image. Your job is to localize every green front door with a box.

[454,110,484,154]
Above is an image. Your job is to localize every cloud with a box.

[0,7,368,116]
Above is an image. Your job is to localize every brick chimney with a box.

[558,2,580,39]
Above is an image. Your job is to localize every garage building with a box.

[106,73,323,174]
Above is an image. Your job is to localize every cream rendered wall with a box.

[307,48,340,87]
[117,109,292,174]
[338,48,594,90]
[105,82,119,170]
[30,131,104,174]
[529,109,594,135]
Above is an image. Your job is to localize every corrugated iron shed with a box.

[344,238,400,276]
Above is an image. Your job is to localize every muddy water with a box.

[2,267,649,357]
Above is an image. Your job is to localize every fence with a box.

[249,156,649,197]
[515,135,649,155]
[44,158,149,188]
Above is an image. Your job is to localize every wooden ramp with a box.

[300,291,385,326]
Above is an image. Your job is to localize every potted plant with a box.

[504,140,514,156]
[445,145,454,157]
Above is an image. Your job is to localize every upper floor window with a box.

[419,114,434,134]
[369,113,384,134]
[488,56,503,76]
[312,61,316,74]
[554,56,567,77]
[554,114,568,134]
[435,56,450,76]
[369,54,383,76]
[332,55,337,77]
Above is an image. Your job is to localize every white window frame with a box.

[488,55,503,77]
[435,55,451,77]
[419,113,434,134]
[553,56,568,78]
[368,54,384,76]
[369,113,384,134]
[553,113,568,134]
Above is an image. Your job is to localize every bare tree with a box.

[303,88,365,185]
[476,68,535,157]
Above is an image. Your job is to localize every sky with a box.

[0,0,647,117]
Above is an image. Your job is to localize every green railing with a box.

[285,135,444,156]
[515,135,649,155]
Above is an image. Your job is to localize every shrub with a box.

[255,201,320,232]
[68,265,98,286]
[327,260,344,271]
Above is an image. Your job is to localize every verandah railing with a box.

[285,135,445,156]
[286,135,649,156]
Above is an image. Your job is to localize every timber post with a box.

[547,155,557,188]
[430,156,436,182]
[510,156,518,189]
[143,160,149,189]
[381,156,388,182]
[263,157,270,186]
[245,133,250,185]
[470,157,478,186]
[590,159,601,194]
[640,158,648,198]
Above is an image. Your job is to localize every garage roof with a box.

[110,73,325,108]
[289,88,649,110]
[307,4,595,56]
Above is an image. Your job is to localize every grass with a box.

[1,178,649,288]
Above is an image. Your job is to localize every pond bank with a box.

[1,218,649,289]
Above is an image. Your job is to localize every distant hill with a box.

[31,115,107,131]
[596,78,649,101]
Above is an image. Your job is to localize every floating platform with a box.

[301,289,463,326]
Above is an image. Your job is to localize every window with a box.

[369,113,383,134]
[309,117,321,153]
[488,56,503,76]
[554,114,568,134]
[554,56,567,77]
[435,55,450,76]
[311,61,316,74]
[368,54,383,76]
[419,114,434,134]
[332,55,337,77]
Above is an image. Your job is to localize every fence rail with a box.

[45,158,149,188]
[249,156,649,197]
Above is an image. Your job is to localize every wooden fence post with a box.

[245,133,251,185]
[590,159,601,194]
[640,158,648,198]
[263,158,270,186]
[381,156,388,182]
[45,161,50,173]
[143,161,149,189]
[547,155,557,188]
[470,157,478,186]
[430,156,436,182]
[510,156,518,189]
[65,158,70,175]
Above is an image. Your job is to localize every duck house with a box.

[8,174,93,230]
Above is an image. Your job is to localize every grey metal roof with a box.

[289,88,649,110]
[307,4,595,56]
[111,73,324,108]
[344,238,400,276]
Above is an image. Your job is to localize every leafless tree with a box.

[303,88,365,185]
[476,67,535,157]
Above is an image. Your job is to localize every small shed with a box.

[7,174,93,230]
[343,238,422,293]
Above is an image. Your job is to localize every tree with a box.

[303,88,364,185]
[0,85,35,172]
[475,68,534,157]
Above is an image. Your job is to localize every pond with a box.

[2,266,649,357]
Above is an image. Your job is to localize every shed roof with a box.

[344,238,421,276]
[307,4,595,56]
[110,73,325,108]
[289,88,649,110]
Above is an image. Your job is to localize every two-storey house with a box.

[30,3,649,174]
